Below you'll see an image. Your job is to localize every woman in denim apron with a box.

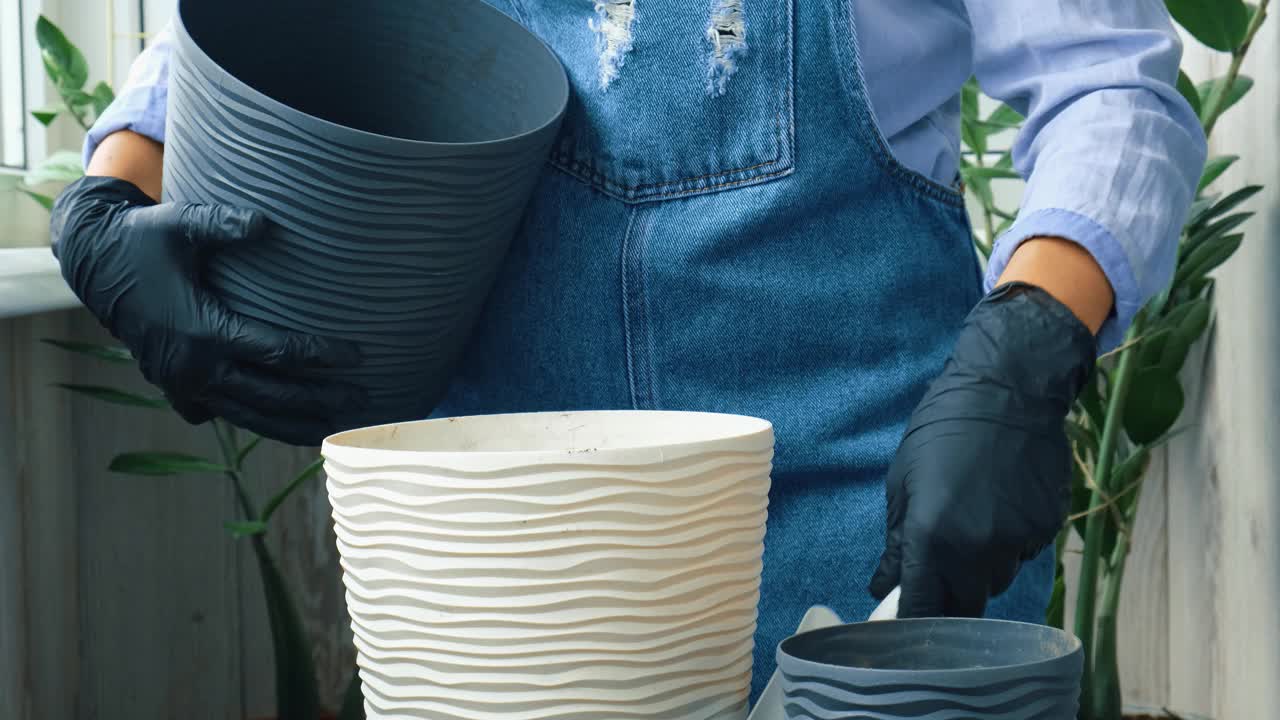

[52,0,1204,702]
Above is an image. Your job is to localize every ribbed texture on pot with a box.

[777,618,1083,720]
[164,0,569,428]
[322,411,774,720]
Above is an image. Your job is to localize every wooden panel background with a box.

[1,310,355,719]
[1,10,1277,720]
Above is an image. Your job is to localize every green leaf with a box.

[23,150,85,187]
[961,78,980,121]
[1123,367,1185,445]
[974,121,1020,134]
[225,520,268,538]
[994,152,1013,171]
[40,338,134,363]
[1177,233,1244,289]
[61,89,94,111]
[1189,213,1252,259]
[1166,0,1250,51]
[960,117,986,156]
[109,452,230,476]
[1184,193,1220,228]
[339,673,366,720]
[1197,74,1253,120]
[1177,70,1202,118]
[1151,297,1201,336]
[964,172,994,212]
[1077,372,1106,434]
[1137,327,1174,371]
[89,81,115,117]
[1112,446,1151,515]
[961,166,1021,181]
[1188,276,1214,299]
[1194,185,1263,230]
[959,79,986,153]
[1159,298,1211,374]
[994,215,1015,237]
[1198,155,1238,192]
[36,15,89,90]
[18,188,54,210]
[30,107,59,127]
[54,383,167,409]
[260,458,325,522]
[986,103,1024,130]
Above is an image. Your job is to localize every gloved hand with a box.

[870,281,1096,617]
[51,175,364,446]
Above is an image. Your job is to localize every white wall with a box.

[1170,16,1280,717]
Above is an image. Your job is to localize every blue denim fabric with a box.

[434,0,1057,704]
[90,3,1204,353]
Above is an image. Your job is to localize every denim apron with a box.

[435,0,1055,701]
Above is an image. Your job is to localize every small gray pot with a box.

[777,618,1083,720]
[164,0,569,428]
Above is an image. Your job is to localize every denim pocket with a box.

[515,0,795,203]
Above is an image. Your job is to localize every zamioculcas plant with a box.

[21,16,363,720]
[958,1,1269,718]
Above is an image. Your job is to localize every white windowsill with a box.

[0,247,79,319]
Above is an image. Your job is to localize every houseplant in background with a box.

[18,16,364,720]
[960,1,1270,719]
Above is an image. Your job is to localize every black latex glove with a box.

[870,282,1096,617]
[51,175,364,446]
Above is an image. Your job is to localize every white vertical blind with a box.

[142,0,174,40]
[0,0,26,167]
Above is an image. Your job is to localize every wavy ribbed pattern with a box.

[779,676,1079,720]
[776,619,1083,720]
[164,0,567,427]
[323,413,773,720]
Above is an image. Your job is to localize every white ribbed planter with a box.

[322,411,774,720]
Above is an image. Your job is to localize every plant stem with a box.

[973,149,998,249]
[1073,315,1144,719]
[251,534,322,720]
[212,419,258,520]
[261,458,324,523]
[55,88,91,131]
[211,419,322,718]
[1201,0,1270,137]
[65,103,90,131]
[1093,493,1138,720]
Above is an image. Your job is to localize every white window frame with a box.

[0,0,168,176]
[0,0,49,174]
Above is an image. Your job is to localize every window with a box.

[0,0,34,170]
[0,0,174,173]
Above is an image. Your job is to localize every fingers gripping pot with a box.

[164,0,569,428]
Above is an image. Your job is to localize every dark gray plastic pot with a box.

[163,0,569,428]
[778,618,1083,720]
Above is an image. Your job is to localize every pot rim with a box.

[778,617,1083,679]
[322,410,774,471]
[173,0,570,153]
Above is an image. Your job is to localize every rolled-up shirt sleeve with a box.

[83,22,175,167]
[968,0,1207,351]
